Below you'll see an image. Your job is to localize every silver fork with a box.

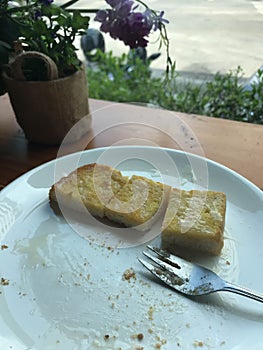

[139,245,263,303]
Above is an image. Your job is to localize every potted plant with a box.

[0,0,170,144]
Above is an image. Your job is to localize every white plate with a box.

[0,146,263,350]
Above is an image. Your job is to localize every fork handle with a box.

[223,282,263,303]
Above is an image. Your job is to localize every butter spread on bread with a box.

[49,163,128,218]
[49,163,227,255]
[161,188,226,255]
[50,166,170,231]
[105,175,171,231]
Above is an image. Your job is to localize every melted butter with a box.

[210,208,222,221]
[14,233,57,268]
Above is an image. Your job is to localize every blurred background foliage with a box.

[86,51,263,124]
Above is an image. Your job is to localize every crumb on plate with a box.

[194,340,204,347]
[1,277,9,286]
[131,333,144,341]
[122,268,136,282]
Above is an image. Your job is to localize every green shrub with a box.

[86,52,263,124]
[204,67,263,123]
[86,50,162,104]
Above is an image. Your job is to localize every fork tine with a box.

[142,251,180,276]
[138,258,170,284]
[138,258,159,275]
[138,258,185,290]
[147,245,193,274]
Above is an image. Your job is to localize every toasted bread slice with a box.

[49,163,128,218]
[161,188,226,255]
[105,175,171,231]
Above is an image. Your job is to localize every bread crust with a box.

[49,163,128,218]
[49,164,227,255]
[161,189,226,255]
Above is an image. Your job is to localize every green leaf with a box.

[71,10,89,30]
[33,19,48,35]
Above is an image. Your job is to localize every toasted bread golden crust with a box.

[49,163,128,218]
[105,175,171,231]
[49,163,226,255]
[161,189,226,255]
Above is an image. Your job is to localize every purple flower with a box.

[95,0,168,48]
[94,9,108,23]
[152,10,169,30]
[105,0,121,7]
[106,0,133,11]
[34,9,42,20]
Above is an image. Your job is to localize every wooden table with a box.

[0,94,262,189]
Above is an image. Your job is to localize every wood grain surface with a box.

[0,94,262,189]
